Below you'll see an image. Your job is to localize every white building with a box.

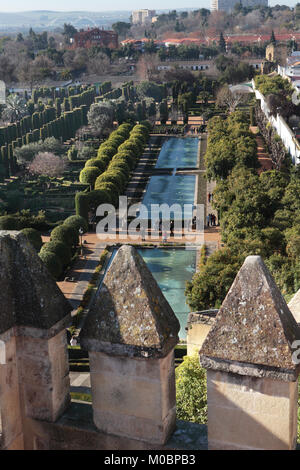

[278,51,300,79]
[132,9,156,24]
[211,0,268,13]
[252,79,300,165]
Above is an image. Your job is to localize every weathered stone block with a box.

[200,256,300,451]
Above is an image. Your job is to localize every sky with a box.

[0,0,297,12]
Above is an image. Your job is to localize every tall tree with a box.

[219,32,226,53]
[270,30,276,45]
[62,23,78,44]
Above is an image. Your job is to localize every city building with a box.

[132,9,156,24]
[278,50,300,79]
[211,0,268,13]
[73,28,118,49]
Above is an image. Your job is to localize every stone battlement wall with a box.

[0,232,299,450]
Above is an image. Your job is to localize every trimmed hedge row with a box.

[0,106,88,178]
[76,122,150,221]
[0,86,98,178]
[38,214,88,280]
[78,122,132,187]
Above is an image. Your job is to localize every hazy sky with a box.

[0,0,298,12]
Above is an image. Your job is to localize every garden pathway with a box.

[42,234,106,313]
[250,126,274,173]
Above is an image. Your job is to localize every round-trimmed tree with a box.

[79,166,101,187]
[85,158,105,172]
[50,224,78,247]
[40,240,72,267]
[64,215,89,233]
[39,250,63,280]
[0,215,20,230]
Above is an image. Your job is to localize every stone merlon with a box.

[0,231,72,334]
[80,245,180,358]
[200,255,300,381]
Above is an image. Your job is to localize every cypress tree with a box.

[270,30,276,45]
[219,32,226,53]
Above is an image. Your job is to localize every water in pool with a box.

[137,248,196,339]
[155,137,198,168]
[141,174,196,220]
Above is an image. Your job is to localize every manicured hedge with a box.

[50,224,79,247]
[79,167,101,187]
[64,215,89,233]
[39,250,63,280]
[75,122,150,221]
[85,158,105,172]
[0,215,20,230]
[40,240,72,267]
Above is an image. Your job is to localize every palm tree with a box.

[2,93,28,123]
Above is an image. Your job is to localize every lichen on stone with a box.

[200,255,300,377]
[80,245,180,358]
[0,231,72,334]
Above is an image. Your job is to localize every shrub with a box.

[114,125,131,139]
[51,224,78,247]
[85,158,105,172]
[94,182,119,206]
[95,169,127,191]
[129,135,145,150]
[95,152,111,166]
[108,161,130,178]
[114,151,136,169]
[64,214,89,233]
[0,215,20,230]
[97,144,117,159]
[88,189,113,208]
[77,146,96,160]
[40,240,72,266]
[75,192,90,221]
[175,354,207,424]
[79,166,101,186]
[39,250,63,280]
[118,141,140,155]
[108,134,125,148]
[67,145,77,161]
[21,227,43,251]
[130,132,147,145]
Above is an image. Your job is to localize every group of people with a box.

[190,127,204,135]
[140,220,176,242]
[165,127,184,135]
[206,213,217,227]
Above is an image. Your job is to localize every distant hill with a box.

[0,9,195,33]
[0,10,132,32]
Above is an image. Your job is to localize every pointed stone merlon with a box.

[199,255,300,450]
[288,289,300,324]
[0,231,72,450]
[80,245,180,445]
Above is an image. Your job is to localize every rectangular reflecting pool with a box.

[102,247,196,340]
[137,248,196,339]
[141,174,196,220]
[155,137,198,168]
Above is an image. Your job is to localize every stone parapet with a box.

[80,245,180,444]
[200,255,300,450]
